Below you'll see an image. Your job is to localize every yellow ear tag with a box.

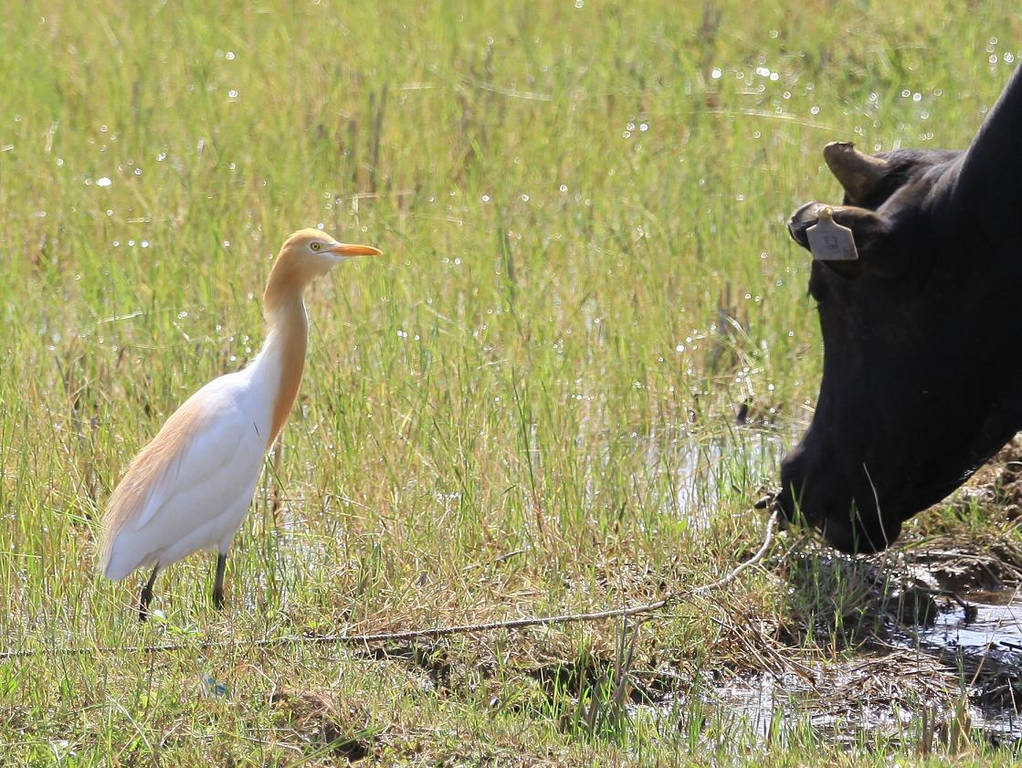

[807,207,859,261]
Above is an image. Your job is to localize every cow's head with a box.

[777,65,1022,553]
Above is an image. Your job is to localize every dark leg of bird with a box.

[212,552,227,610]
[138,566,159,622]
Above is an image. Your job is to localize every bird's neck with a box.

[260,267,311,449]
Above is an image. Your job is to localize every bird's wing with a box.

[134,403,251,531]
[101,375,266,566]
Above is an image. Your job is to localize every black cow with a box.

[777,64,1022,553]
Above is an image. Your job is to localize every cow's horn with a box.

[823,141,888,202]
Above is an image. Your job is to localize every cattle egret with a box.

[99,229,381,619]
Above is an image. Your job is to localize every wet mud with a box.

[719,438,1022,749]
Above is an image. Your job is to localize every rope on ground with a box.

[0,511,779,661]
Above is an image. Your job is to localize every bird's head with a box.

[264,228,381,311]
[278,228,382,277]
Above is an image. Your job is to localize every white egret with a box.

[99,229,381,619]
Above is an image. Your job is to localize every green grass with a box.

[2,0,1022,763]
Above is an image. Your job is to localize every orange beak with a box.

[329,242,382,257]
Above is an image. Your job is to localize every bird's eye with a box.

[310,242,321,251]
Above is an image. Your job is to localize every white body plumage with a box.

[101,328,290,580]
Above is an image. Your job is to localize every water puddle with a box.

[670,428,789,520]
[914,590,1022,744]
[635,420,799,525]
[701,670,924,746]
[695,592,1022,748]
[921,589,1022,652]
[642,504,1022,749]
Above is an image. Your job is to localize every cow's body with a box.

[777,65,1022,553]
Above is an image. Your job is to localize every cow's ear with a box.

[824,142,889,205]
[789,202,890,252]
[789,201,893,276]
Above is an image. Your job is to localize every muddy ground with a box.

[705,437,1022,753]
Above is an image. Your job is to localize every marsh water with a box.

[661,425,1022,748]
[918,590,1022,741]
[921,588,1022,651]
[647,583,1022,749]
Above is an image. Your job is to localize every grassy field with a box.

[2,0,1022,764]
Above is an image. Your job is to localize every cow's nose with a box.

[778,440,842,530]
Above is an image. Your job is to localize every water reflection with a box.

[921,589,1022,650]
[636,421,797,524]
[910,591,1022,744]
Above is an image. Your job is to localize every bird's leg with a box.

[212,552,227,610]
[138,566,159,622]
